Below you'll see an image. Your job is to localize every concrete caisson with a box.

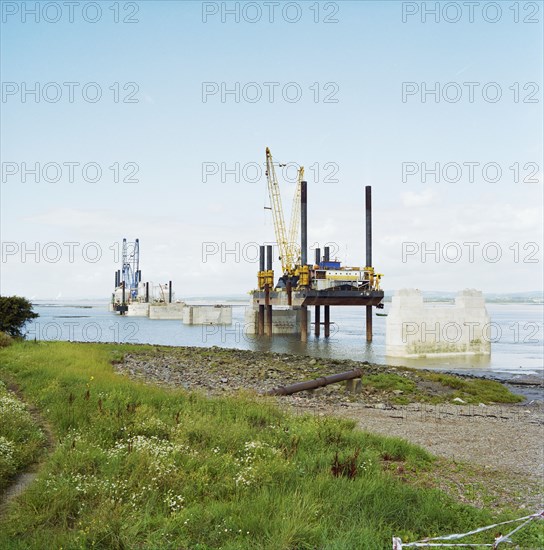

[148,303,186,320]
[385,289,491,357]
[244,307,311,335]
[126,303,150,317]
[182,305,232,325]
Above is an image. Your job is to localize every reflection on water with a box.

[26,301,543,378]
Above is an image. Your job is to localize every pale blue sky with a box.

[1,0,543,298]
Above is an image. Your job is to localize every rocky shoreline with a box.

[113,345,543,405]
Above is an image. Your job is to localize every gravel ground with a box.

[114,346,544,509]
[282,397,544,478]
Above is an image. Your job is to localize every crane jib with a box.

[265,147,304,278]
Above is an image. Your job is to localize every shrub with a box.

[0,331,13,348]
[0,296,39,338]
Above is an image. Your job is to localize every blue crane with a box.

[121,238,140,299]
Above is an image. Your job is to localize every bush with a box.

[0,296,39,338]
[0,331,13,348]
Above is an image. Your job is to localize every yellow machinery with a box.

[261,147,304,287]
[257,269,274,290]
[286,164,304,271]
[259,148,382,293]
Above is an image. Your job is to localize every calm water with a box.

[25,300,543,380]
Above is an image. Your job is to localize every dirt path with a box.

[0,383,55,516]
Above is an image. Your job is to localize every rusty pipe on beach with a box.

[265,367,365,396]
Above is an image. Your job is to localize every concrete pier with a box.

[149,303,185,320]
[183,305,232,325]
[245,307,311,335]
[126,303,150,317]
[385,289,491,357]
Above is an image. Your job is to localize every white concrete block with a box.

[182,305,232,325]
[244,307,311,335]
[126,303,150,317]
[386,289,491,357]
[149,303,185,320]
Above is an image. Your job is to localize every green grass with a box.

[0,341,540,549]
[423,373,525,404]
[359,371,524,405]
[0,380,45,491]
[362,373,417,393]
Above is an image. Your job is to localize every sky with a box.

[1,0,543,299]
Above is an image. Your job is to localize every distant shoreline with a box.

[27,295,544,306]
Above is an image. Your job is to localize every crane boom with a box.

[265,147,290,274]
[286,166,304,269]
[121,238,140,299]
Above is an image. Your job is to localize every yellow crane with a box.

[287,165,304,270]
[264,147,304,279]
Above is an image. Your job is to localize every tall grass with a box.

[0,342,539,549]
[0,380,45,491]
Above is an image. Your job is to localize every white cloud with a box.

[401,189,437,208]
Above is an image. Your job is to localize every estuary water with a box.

[26,299,543,381]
